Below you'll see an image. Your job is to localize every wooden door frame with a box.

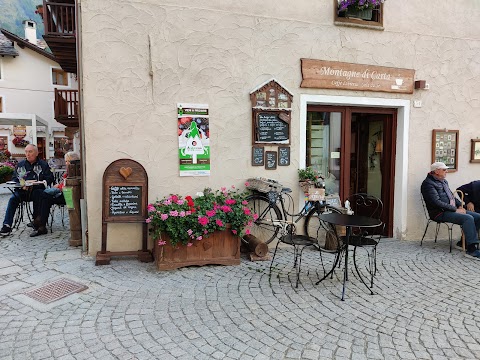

[306,105,396,236]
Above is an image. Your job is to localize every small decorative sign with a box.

[470,139,480,163]
[63,187,74,210]
[265,151,277,170]
[278,146,290,166]
[252,146,264,166]
[301,59,415,94]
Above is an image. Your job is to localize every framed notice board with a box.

[252,146,264,166]
[432,129,458,171]
[253,110,290,145]
[278,146,290,166]
[265,151,277,170]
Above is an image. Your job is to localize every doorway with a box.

[306,106,397,237]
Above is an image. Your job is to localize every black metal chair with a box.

[344,193,384,289]
[420,191,464,253]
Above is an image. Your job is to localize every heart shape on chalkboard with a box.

[119,167,133,179]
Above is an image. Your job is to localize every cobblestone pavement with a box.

[1,194,480,360]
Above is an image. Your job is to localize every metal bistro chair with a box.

[344,193,384,289]
[420,190,465,253]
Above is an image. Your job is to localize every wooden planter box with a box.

[154,229,241,270]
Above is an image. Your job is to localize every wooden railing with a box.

[55,89,78,122]
[43,1,76,36]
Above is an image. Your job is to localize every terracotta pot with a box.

[154,228,240,270]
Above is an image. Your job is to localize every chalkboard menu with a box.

[109,186,142,217]
[252,146,264,166]
[265,151,277,170]
[278,146,290,166]
[255,112,290,144]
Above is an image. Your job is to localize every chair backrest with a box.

[347,193,384,237]
[347,193,383,220]
[420,192,430,221]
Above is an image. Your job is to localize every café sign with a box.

[301,59,415,94]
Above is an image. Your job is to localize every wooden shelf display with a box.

[432,129,458,171]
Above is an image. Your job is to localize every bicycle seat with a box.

[282,187,292,193]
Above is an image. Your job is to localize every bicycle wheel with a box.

[245,194,282,244]
[304,205,342,252]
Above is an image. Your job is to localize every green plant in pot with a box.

[0,162,15,183]
[337,0,385,20]
[298,167,324,193]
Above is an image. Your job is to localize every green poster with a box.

[63,187,75,210]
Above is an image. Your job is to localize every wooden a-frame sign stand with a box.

[96,159,153,265]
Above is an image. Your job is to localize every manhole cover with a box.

[24,278,87,304]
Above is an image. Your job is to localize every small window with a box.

[52,68,68,86]
[334,0,384,29]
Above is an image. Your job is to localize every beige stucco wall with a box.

[79,0,480,254]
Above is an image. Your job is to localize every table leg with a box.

[341,226,351,301]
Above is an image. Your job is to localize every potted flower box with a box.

[147,186,254,270]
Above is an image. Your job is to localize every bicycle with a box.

[245,178,342,251]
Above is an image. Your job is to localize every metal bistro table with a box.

[317,213,382,301]
[0,182,34,228]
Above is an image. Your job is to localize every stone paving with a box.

[1,193,480,359]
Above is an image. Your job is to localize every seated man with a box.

[457,180,480,212]
[0,144,54,236]
[421,162,480,259]
[30,151,80,237]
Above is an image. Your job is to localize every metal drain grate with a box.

[24,278,87,304]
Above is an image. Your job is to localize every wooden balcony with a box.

[42,0,77,74]
[55,89,79,127]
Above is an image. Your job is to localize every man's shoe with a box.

[465,249,480,260]
[0,225,11,236]
[455,240,463,250]
[27,222,35,228]
[30,227,48,237]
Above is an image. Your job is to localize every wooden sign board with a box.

[252,146,264,166]
[278,146,290,166]
[265,151,277,170]
[97,159,152,265]
[301,59,415,94]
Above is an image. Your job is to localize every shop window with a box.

[334,1,384,29]
[52,68,68,86]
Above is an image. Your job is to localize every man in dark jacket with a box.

[0,144,54,236]
[457,180,480,212]
[421,162,480,259]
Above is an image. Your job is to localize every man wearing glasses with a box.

[421,162,480,259]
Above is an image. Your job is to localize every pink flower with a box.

[204,230,208,234]
[242,200,248,205]
[171,195,179,202]
[232,230,237,235]
[145,218,152,223]
[170,210,179,217]
[225,199,236,205]
[186,211,192,216]
[187,243,193,247]
[221,187,227,192]
[158,240,166,246]
[187,229,193,235]
[245,228,251,235]
[198,216,209,226]
[243,208,251,215]
[160,214,169,221]
[197,236,203,241]
[147,204,155,212]
[247,220,253,227]
[163,200,172,205]
[244,181,250,187]
[216,219,224,227]
[176,199,185,205]
[231,185,235,189]
[206,210,216,217]
[221,205,232,213]
[179,211,186,217]
[253,213,259,221]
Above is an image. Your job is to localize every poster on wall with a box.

[178,103,210,176]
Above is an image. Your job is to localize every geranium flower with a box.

[198,216,209,226]
[206,210,216,217]
[147,204,155,212]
